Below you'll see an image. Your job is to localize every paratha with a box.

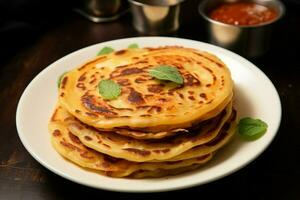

[65,101,233,162]
[49,45,238,178]
[49,105,213,178]
[113,93,233,140]
[165,109,236,162]
[59,46,233,132]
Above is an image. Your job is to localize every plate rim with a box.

[16,36,282,192]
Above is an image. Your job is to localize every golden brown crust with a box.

[49,105,214,178]
[59,46,233,131]
[65,101,233,162]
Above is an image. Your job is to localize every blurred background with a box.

[0,0,297,60]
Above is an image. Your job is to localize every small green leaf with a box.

[128,43,139,49]
[149,65,184,84]
[97,46,114,56]
[57,72,68,88]
[98,80,121,100]
[238,117,268,140]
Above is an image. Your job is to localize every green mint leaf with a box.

[98,80,121,100]
[57,71,68,88]
[149,65,184,84]
[128,43,139,49]
[238,117,268,140]
[97,46,114,56]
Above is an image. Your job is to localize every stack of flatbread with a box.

[49,46,237,178]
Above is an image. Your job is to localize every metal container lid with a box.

[128,0,185,6]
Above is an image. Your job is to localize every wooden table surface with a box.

[0,0,299,199]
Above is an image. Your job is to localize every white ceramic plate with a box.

[16,37,281,192]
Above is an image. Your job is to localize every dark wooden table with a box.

[1,0,299,199]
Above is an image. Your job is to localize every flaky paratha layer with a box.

[49,106,213,178]
[64,101,233,162]
[59,46,233,131]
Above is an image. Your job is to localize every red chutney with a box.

[209,2,278,26]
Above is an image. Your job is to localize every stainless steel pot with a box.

[199,0,285,57]
[129,0,185,35]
